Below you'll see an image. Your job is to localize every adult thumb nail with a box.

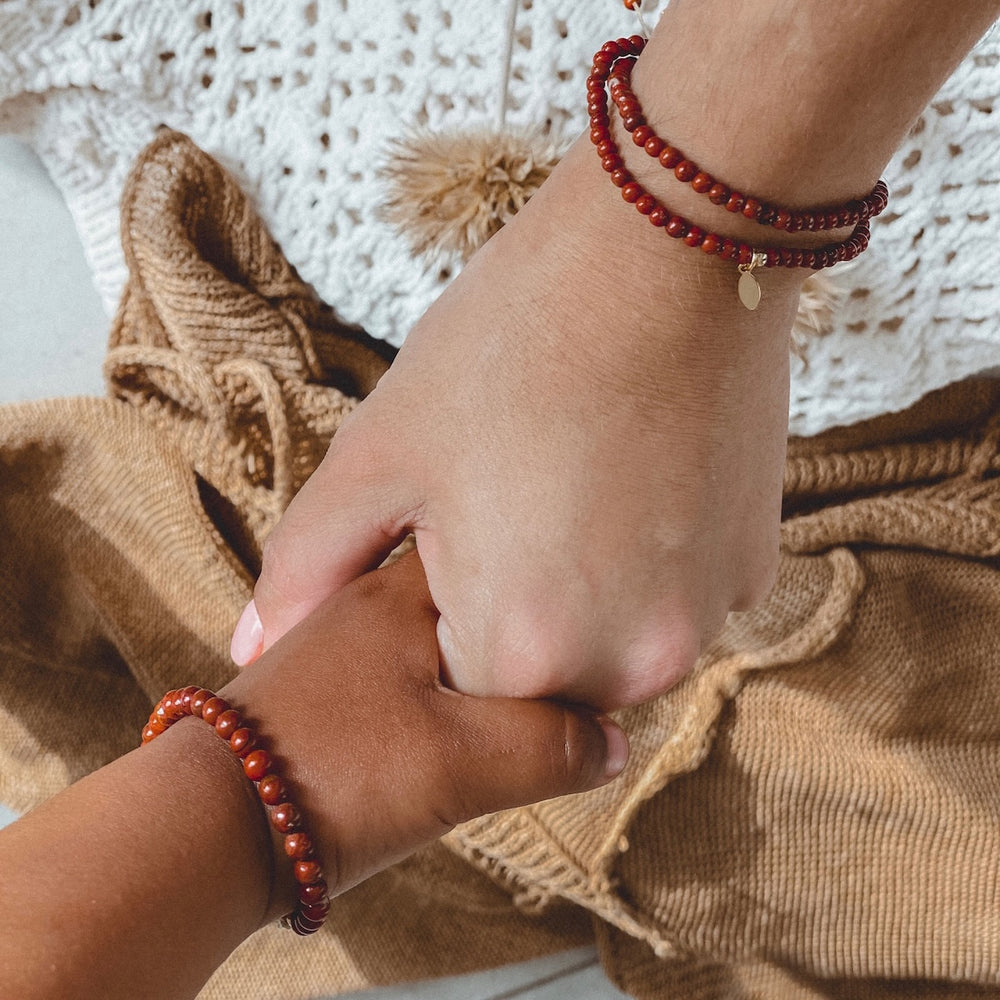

[230,599,264,667]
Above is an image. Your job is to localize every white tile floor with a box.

[0,137,629,1000]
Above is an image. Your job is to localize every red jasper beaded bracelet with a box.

[588,36,883,309]
[141,687,329,936]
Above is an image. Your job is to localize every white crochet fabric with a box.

[0,0,997,435]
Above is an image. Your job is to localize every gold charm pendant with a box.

[737,251,767,311]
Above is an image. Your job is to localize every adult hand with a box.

[236,0,999,710]
[239,133,798,710]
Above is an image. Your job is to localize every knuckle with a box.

[618,616,704,705]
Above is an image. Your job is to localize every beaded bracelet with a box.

[141,686,329,936]
[588,37,884,309]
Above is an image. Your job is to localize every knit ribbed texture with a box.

[3,132,1000,998]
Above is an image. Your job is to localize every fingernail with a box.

[230,599,264,667]
[598,717,630,781]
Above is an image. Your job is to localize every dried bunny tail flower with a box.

[792,271,843,363]
[378,127,563,264]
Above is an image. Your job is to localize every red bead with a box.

[243,749,272,782]
[178,686,200,710]
[622,114,645,132]
[190,690,213,717]
[725,193,745,213]
[284,832,315,860]
[592,52,612,72]
[291,915,322,935]
[146,716,168,737]
[658,146,682,170]
[773,210,791,230]
[589,125,608,145]
[298,880,328,905]
[142,725,157,743]
[229,728,256,758]
[294,860,323,884]
[643,136,664,158]
[707,183,730,205]
[201,697,229,726]
[742,197,761,220]
[635,193,656,215]
[624,0,640,9]
[683,226,705,248]
[824,211,841,230]
[632,125,653,146]
[737,244,753,265]
[691,172,714,194]
[800,212,816,232]
[674,160,697,183]
[758,206,778,226]
[665,216,688,239]
[258,774,286,806]
[617,99,641,120]
[765,249,780,267]
[272,803,302,833]
[601,41,623,58]
[628,34,645,52]
[648,205,668,227]
[800,250,816,268]
[596,139,614,157]
[214,709,241,740]
[719,239,737,260]
[621,182,642,203]
[610,168,631,188]
[601,154,622,173]
[300,899,331,922]
[701,233,721,255]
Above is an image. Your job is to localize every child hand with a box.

[221,550,628,910]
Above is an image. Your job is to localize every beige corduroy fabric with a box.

[3,130,1000,999]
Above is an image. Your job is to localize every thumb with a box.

[232,439,415,666]
[438,695,630,821]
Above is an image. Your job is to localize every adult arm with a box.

[0,554,624,1000]
[243,1,1000,709]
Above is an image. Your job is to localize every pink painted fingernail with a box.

[230,599,264,667]
[599,718,630,781]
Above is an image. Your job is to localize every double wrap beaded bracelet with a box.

[589,34,888,309]
[141,687,329,936]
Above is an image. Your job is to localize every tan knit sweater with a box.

[3,130,1000,1000]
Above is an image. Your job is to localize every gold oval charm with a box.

[738,268,761,311]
